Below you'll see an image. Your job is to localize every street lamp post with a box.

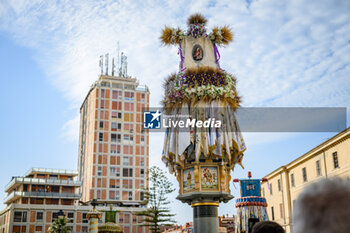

[57,210,65,233]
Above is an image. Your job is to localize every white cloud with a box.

[1,0,350,225]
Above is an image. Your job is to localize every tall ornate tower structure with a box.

[78,72,149,205]
[160,14,246,233]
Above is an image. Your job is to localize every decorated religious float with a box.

[233,172,269,233]
[160,14,246,233]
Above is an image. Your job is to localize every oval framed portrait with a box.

[192,44,204,62]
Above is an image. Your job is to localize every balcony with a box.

[4,191,81,204]
[25,168,78,176]
[5,177,81,192]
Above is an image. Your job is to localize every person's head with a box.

[251,221,284,233]
[293,178,350,233]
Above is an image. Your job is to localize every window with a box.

[99,121,104,129]
[30,198,44,205]
[124,213,130,224]
[109,179,120,188]
[51,186,59,192]
[316,160,322,176]
[269,184,273,195]
[141,136,145,143]
[124,92,135,100]
[101,82,110,87]
[123,145,133,155]
[290,173,295,187]
[280,203,284,218]
[123,168,133,177]
[124,113,134,122]
[36,212,43,221]
[128,191,133,200]
[123,134,133,142]
[112,90,122,99]
[35,226,42,233]
[302,167,307,182]
[49,175,58,180]
[67,213,74,223]
[101,89,105,98]
[333,152,339,168]
[100,100,105,109]
[140,169,145,178]
[52,212,62,222]
[123,157,128,166]
[111,122,121,131]
[277,179,281,192]
[99,133,103,142]
[111,134,121,143]
[124,123,134,131]
[140,158,145,166]
[110,167,120,177]
[13,226,26,233]
[271,207,275,220]
[125,85,134,90]
[112,101,122,110]
[82,213,88,223]
[82,226,89,233]
[110,144,121,154]
[14,211,27,222]
[123,156,133,166]
[112,111,122,119]
[112,83,123,88]
[122,180,133,189]
[124,103,134,111]
[97,190,101,199]
[97,166,102,176]
[140,180,145,189]
[140,191,144,201]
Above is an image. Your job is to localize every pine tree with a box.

[136,166,176,233]
[48,217,71,233]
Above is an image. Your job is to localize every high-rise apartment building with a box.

[78,74,149,206]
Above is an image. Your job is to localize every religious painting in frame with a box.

[192,44,204,62]
[200,166,219,191]
[183,167,195,193]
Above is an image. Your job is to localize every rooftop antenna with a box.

[117,41,120,76]
[112,58,115,76]
[105,53,109,75]
[99,55,103,75]
[120,52,128,77]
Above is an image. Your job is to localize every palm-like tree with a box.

[48,218,71,233]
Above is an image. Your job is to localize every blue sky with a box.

[1,0,350,224]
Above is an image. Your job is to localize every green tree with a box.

[136,166,176,233]
[48,217,71,233]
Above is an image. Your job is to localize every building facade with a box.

[0,168,149,233]
[78,74,149,205]
[261,127,350,233]
[0,168,90,233]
